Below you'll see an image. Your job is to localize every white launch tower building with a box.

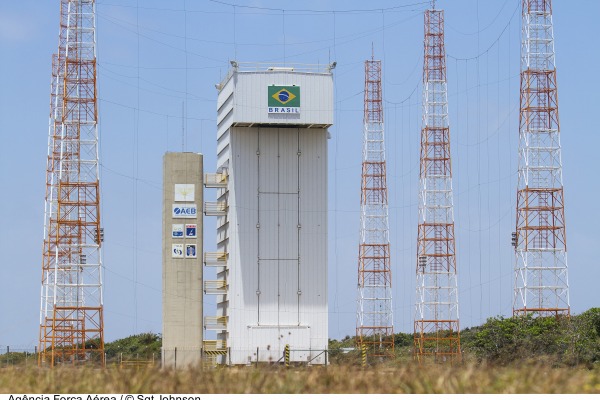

[205,63,334,364]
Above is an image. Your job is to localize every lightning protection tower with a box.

[356,55,394,358]
[513,0,570,317]
[39,0,104,366]
[414,7,461,363]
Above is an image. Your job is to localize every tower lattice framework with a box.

[414,8,461,363]
[39,0,104,366]
[513,0,570,317]
[356,56,394,358]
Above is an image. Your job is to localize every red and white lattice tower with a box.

[356,55,394,358]
[512,0,570,317]
[414,7,461,363]
[39,0,104,366]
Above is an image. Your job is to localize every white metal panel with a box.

[244,326,311,363]
[217,129,230,167]
[256,128,279,327]
[298,129,328,345]
[230,71,333,127]
[214,70,330,363]
[278,260,299,325]
[258,129,278,193]
[216,128,230,157]
[217,110,233,141]
[232,128,259,326]
[217,76,234,141]
[258,193,278,260]
[217,74,234,110]
[217,92,233,122]
[278,128,299,193]
[258,260,279,325]
[279,194,299,260]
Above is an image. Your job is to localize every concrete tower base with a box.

[162,152,203,369]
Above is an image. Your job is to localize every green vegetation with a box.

[0,333,162,367]
[330,308,600,367]
[462,308,600,366]
[3,309,600,367]
[0,310,599,393]
[104,332,162,363]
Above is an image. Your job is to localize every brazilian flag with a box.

[268,86,300,107]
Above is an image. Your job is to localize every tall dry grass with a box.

[0,363,598,394]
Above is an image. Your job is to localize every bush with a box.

[104,332,161,361]
[462,310,600,366]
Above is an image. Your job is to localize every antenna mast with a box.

[356,55,394,359]
[513,0,570,317]
[414,7,461,363]
[39,0,104,366]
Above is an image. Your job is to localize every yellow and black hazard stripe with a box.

[204,350,227,356]
[361,344,367,367]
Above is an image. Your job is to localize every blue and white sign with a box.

[185,224,197,238]
[185,244,197,258]
[172,243,184,258]
[172,224,184,238]
[268,106,300,114]
[172,204,197,218]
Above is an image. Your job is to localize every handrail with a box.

[204,201,227,214]
[204,173,228,186]
[203,252,228,266]
[204,316,228,329]
[204,280,227,294]
[235,62,334,74]
[203,340,227,351]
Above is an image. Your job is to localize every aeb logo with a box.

[172,204,197,218]
[174,207,195,215]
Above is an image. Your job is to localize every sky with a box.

[1,0,599,350]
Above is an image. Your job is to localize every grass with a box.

[0,363,599,393]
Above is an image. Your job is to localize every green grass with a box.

[0,364,599,393]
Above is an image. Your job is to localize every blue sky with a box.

[1,0,599,349]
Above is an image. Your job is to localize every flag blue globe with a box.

[278,90,290,103]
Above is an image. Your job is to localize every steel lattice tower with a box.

[356,55,394,358]
[39,0,104,366]
[414,8,461,363]
[513,0,570,317]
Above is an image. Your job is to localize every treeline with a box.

[462,308,600,366]
[0,333,162,366]
[104,332,161,361]
[329,308,600,366]
[3,309,599,367]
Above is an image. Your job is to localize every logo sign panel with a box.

[172,204,197,218]
[185,224,197,238]
[185,244,197,258]
[172,224,184,238]
[268,85,300,114]
[174,184,195,202]
[172,244,184,258]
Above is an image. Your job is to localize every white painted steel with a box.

[514,0,569,314]
[357,89,394,340]
[415,10,460,333]
[213,67,331,364]
[217,67,333,129]
[415,79,460,325]
[40,0,103,339]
